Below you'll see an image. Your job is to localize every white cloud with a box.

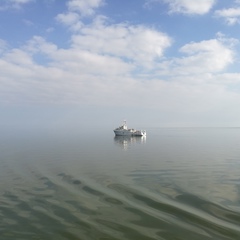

[70,17,172,68]
[0,0,33,10]
[55,0,105,30]
[56,0,104,31]
[0,34,134,106]
[51,48,133,76]
[157,0,216,15]
[67,0,104,17]
[4,49,34,66]
[161,38,237,75]
[1,33,240,128]
[25,36,58,56]
[215,7,240,25]
[56,12,80,26]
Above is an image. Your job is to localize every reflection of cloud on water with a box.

[114,136,146,150]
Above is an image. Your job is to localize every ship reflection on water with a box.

[114,135,146,150]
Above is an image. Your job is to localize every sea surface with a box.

[1,127,240,240]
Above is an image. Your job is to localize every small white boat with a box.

[113,121,146,136]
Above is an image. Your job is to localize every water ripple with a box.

[1,170,240,240]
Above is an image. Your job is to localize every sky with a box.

[1,0,240,129]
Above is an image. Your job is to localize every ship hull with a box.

[114,130,146,136]
[114,130,133,136]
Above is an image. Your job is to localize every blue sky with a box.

[1,0,240,128]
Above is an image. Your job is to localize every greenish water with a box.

[0,127,240,239]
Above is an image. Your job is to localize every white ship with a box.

[113,121,146,136]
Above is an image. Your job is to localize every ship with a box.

[113,121,146,136]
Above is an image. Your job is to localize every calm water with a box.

[1,127,240,240]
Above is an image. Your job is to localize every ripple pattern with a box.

[1,170,240,240]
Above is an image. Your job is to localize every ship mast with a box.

[123,120,127,129]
